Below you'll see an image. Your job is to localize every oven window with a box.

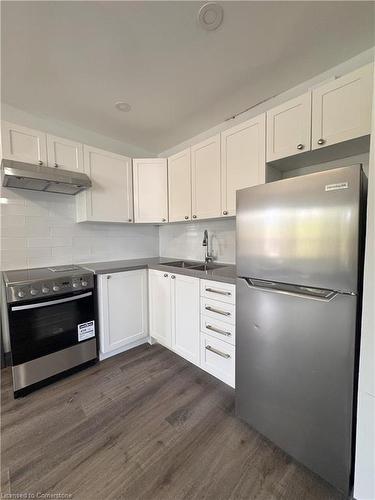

[9,292,96,365]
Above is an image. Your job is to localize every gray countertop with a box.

[81,257,237,284]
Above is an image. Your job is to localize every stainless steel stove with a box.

[4,265,98,397]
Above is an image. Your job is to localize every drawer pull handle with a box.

[206,324,231,337]
[205,287,231,296]
[206,345,230,359]
[205,305,230,316]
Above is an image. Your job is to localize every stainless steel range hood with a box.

[1,159,92,195]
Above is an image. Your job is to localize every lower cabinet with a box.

[200,334,235,387]
[98,269,148,359]
[149,270,200,364]
[148,270,235,387]
[149,269,172,348]
[172,273,200,366]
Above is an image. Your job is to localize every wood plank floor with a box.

[1,344,342,500]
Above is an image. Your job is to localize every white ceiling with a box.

[2,1,374,154]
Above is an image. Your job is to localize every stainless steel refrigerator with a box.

[235,164,366,495]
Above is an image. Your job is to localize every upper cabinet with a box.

[133,158,168,223]
[1,122,47,165]
[168,148,191,222]
[46,135,83,172]
[221,114,266,216]
[266,93,311,162]
[191,134,221,220]
[76,145,133,223]
[312,64,373,150]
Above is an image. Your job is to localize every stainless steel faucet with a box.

[202,230,213,263]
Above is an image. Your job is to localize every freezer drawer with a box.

[235,277,358,494]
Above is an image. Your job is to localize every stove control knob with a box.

[53,285,60,292]
[42,287,49,294]
[30,289,38,296]
[72,283,79,288]
[17,291,26,298]
[81,281,88,287]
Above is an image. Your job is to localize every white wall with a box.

[1,103,154,158]
[159,218,236,264]
[354,73,375,500]
[0,185,159,270]
[160,48,374,158]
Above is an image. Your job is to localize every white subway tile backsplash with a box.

[1,189,159,270]
[159,219,236,264]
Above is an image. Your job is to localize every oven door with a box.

[8,291,96,366]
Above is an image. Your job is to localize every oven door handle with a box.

[11,292,93,311]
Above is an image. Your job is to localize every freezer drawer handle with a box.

[241,278,338,302]
[205,345,231,359]
[205,305,231,316]
[206,324,231,337]
[205,287,231,296]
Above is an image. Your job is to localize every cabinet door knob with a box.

[107,275,111,279]
[223,211,228,215]
[317,138,326,145]
[128,218,132,222]
[184,215,189,220]
[164,273,168,277]
[296,144,304,150]
[38,160,43,166]
[192,215,197,219]
[54,162,58,168]
[171,275,176,279]
[162,218,166,222]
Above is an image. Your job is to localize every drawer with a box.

[200,297,235,325]
[200,279,235,305]
[200,334,235,387]
[201,315,235,346]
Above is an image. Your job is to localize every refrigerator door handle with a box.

[240,277,339,302]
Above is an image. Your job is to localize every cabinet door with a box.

[267,93,311,162]
[133,158,168,223]
[82,145,133,223]
[312,63,373,150]
[191,134,221,220]
[149,270,172,348]
[47,135,83,172]
[221,115,266,216]
[171,274,200,365]
[168,148,192,222]
[99,270,148,356]
[1,121,47,165]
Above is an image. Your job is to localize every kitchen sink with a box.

[160,260,226,271]
[160,260,198,268]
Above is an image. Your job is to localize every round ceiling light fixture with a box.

[198,2,224,31]
[115,101,132,112]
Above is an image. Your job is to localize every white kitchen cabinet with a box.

[98,269,148,359]
[168,148,192,222]
[266,93,311,162]
[1,121,47,165]
[76,145,133,223]
[133,158,168,223]
[149,269,172,348]
[312,63,373,150]
[46,134,83,172]
[200,334,235,388]
[191,134,221,220]
[171,273,200,365]
[221,114,266,216]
